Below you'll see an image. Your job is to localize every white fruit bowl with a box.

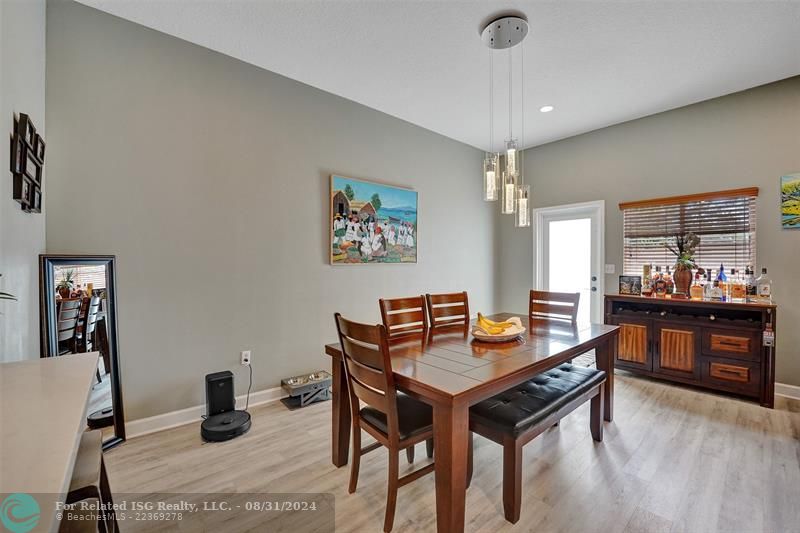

[472,316,526,343]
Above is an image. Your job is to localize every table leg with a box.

[595,335,615,422]
[433,401,469,533]
[331,353,350,467]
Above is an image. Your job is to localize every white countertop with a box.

[0,353,99,531]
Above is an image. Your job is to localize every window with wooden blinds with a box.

[620,188,757,277]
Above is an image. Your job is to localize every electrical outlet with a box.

[604,264,616,274]
[240,350,251,366]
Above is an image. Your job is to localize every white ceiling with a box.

[76,0,800,152]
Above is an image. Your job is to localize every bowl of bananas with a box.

[472,314,526,343]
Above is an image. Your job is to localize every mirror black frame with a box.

[39,254,126,448]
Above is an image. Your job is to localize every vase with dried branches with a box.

[666,232,703,295]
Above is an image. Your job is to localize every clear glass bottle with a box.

[730,269,746,301]
[755,267,772,303]
[709,279,724,302]
[664,266,674,295]
[745,266,757,300]
[689,272,704,300]
[703,268,715,300]
[642,263,653,296]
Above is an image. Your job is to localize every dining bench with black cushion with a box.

[468,363,606,523]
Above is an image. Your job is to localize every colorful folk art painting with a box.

[781,173,800,229]
[330,175,418,264]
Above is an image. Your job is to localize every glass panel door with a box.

[547,218,592,325]
[535,201,605,324]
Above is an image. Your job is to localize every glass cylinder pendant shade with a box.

[505,139,518,177]
[514,184,531,227]
[501,171,517,214]
[483,153,498,201]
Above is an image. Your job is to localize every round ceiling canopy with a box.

[480,16,529,50]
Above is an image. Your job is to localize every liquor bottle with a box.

[730,269,746,301]
[755,267,773,303]
[708,279,724,302]
[664,266,674,295]
[642,264,653,296]
[703,268,715,300]
[689,272,704,300]
[716,264,728,302]
[653,266,667,297]
[745,266,757,300]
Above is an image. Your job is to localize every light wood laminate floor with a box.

[105,374,800,532]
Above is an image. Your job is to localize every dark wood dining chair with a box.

[425,291,470,330]
[378,295,428,338]
[66,429,118,533]
[529,290,581,324]
[78,296,101,353]
[334,313,436,532]
[57,299,82,355]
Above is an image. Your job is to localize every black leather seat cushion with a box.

[470,364,606,437]
[361,392,433,440]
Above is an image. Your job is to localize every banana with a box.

[477,313,511,335]
[481,315,513,328]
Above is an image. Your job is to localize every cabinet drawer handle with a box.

[719,340,744,347]
[717,368,745,375]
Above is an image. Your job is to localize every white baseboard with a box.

[775,382,800,401]
[125,386,286,439]
[124,379,800,439]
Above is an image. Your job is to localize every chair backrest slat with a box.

[425,291,470,330]
[379,296,428,338]
[341,337,385,370]
[84,296,101,335]
[529,290,580,324]
[57,299,81,342]
[334,313,399,438]
[349,374,390,412]
[347,358,388,391]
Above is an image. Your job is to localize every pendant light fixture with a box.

[483,51,498,201]
[480,14,531,227]
[514,34,530,227]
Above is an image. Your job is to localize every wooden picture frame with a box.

[22,146,42,185]
[10,134,24,174]
[13,175,32,210]
[10,113,44,214]
[31,188,42,213]
[619,275,642,295]
[16,113,36,150]
[34,134,45,162]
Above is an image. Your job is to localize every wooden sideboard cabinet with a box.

[605,294,777,407]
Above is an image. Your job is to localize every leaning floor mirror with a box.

[39,254,125,448]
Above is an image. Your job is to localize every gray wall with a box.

[498,77,800,386]
[45,1,495,420]
[0,0,46,362]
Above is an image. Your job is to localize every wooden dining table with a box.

[324,312,619,533]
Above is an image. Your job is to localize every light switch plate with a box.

[604,264,616,274]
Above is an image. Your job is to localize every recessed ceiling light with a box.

[539,105,554,113]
